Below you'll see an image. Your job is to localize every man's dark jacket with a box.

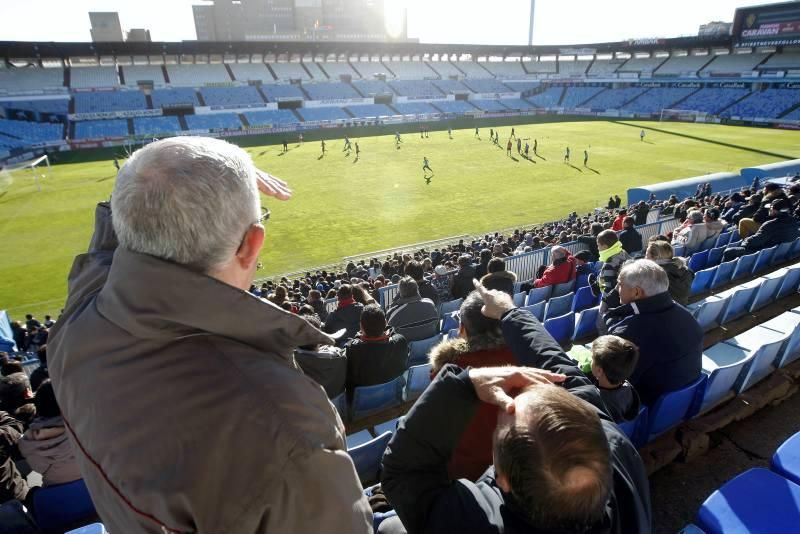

[451,264,477,300]
[577,235,600,262]
[323,302,364,345]
[742,212,800,252]
[618,228,643,255]
[604,292,702,406]
[381,308,652,534]
[344,331,408,399]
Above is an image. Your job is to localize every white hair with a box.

[111,136,260,274]
[619,259,669,297]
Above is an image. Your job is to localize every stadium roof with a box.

[0,34,735,61]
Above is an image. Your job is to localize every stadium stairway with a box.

[668,87,704,111]
[348,61,364,78]
[161,65,170,84]
[117,66,125,86]
[264,64,279,81]
[225,64,236,81]
[300,63,314,79]
[144,94,153,110]
[380,61,396,78]
[316,62,331,80]
[779,99,800,119]
[620,87,653,108]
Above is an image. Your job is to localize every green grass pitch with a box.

[1,119,799,318]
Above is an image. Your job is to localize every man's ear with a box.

[237,224,265,270]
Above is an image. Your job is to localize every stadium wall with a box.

[740,159,800,181]
[627,171,748,204]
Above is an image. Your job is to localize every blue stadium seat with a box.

[673,243,687,257]
[32,479,97,533]
[716,280,760,325]
[544,292,574,321]
[332,391,347,416]
[73,119,129,139]
[749,271,786,312]
[760,311,800,368]
[405,363,432,401]
[298,107,351,122]
[348,430,393,485]
[698,236,717,253]
[697,468,800,534]
[772,431,800,486]
[151,88,200,108]
[440,298,463,316]
[714,231,733,248]
[573,306,600,340]
[724,326,785,393]
[66,524,107,534]
[575,273,591,290]
[706,246,725,268]
[688,295,729,332]
[571,286,598,313]
[790,238,800,259]
[544,312,575,344]
[132,116,182,136]
[690,266,717,296]
[184,113,242,130]
[346,429,373,449]
[695,344,751,415]
[407,334,443,366]
[618,405,648,448]
[645,375,706,441]
[731,253,757,280]
[688,250,709,273]
[242,109,298,127]
[522,301,546,322]
[777,264,800,298]
[752,246,777,274]
[710,259,738,289]
[512,291,526,307]
[373,416,402,436]
[350,376,404,420]
[772,240,794,265]
[200,86,265,107]
[526,285,552,306]
[440,311,459,333]
[551,280,575,298]
[678,524,706,534]
[346,104,396,119]
[730,228,740,242]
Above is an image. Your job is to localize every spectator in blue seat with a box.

[480,257,516,297]
[574,250,594,276]
[588,335,641,424]
[722,198,800,262]
[324,284,365,345]
[307,289,328,322]
[451,254,477,300]
[344,304,408,401]
[577,223,604,261]
[619,217,643,255]
[671,210,707,251]
[380,284,651,534]
[604,260,702,406]
[645,241,693,306]
[475,249,493,278]
[0,373,35,428]
[594,230,630,310]
[18,380,82,487]
[533,246,576,288]
[403,260,440,308]
[295,315,347,399]
[386,277,439,342]
[632,201,650,226]
[720,192,745,222]
[703,208,725,242]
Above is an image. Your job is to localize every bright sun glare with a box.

[384,0,407,39]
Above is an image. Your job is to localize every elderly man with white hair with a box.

[603,259,703,405]
[532,245,577,289]
[48,137,372,533]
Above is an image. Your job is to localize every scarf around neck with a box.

[599,241,624,263]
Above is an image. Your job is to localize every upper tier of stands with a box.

[655,55,713,76]
[71,67,119,89]
[0,98,69,114]
[166,64,231,86]
[303,82,361,100]
[269,62,311,81]
[0,118,63,143]
[199,86,265,107]
[432,79,471,94]
[74,119,128,139]
[0,67,64,94]
[584,86,648,109]
[133,116,182,136]
[392,102,440,115]
[304,62,327,80]
[388,80,442,98]
[151,87,200,108]
[345,103,396,118]
[462,78,512,93]
[760,53,800,70]
[426,61,461,78]
[723,88,800,119]
[350,61,391,79]
[479,61,527,78]
[524,59,558,75]
[123,65,166,86]
[73,91,147,113]
[229,63,274,83]
[184,113,242,130]
[527,87,565,107]
[452,61,493,78]
[588,58,626,76]
[618,56,667,74]
[383,61,438,79]
[558,60,591,76]
[701,53,770,75]
[320,62,360,80]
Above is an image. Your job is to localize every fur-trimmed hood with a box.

[428,333,509,373]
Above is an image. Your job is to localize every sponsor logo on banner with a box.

[70,109,162,121]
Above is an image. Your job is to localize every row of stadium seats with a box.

[73,91,147,113]
[0,118,64,143]
[0,98,69,114]
[622,87,696,114]
[722,88,800,119]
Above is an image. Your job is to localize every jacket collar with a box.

[630,291,674,314]
[96,248,334,360]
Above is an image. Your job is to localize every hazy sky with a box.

[0,0,760,45]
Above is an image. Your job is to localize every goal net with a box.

[0,154,51,192]
[659,109,709,123]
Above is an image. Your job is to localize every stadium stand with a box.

[349,61,392,78]
[70,67,119,89]
[184,113,242,130]
[228,63,274,82]
[0,66,65,94]
[503,81,541,92]
[242,109,299,127]
[676,86,752,115]
[759,52,800,71]
[526,86,565,107]
[268,62,311,81]
[469,99,509,112]
[478,60,527,78]
[781,106,800,121]
[199,86,265,107]
[497,98,537,111]
[452,61,493,78]
[426,60,462,78]
[73,91,147,113]
[0,98,69,114]
[351,79,395,96]
[522,59,558,75]
[583,85,648,109]
[297,106,351,122]
[700,52,771,75]
[319,61,360,79]
[0,118,63,143]
[617,55,667,74]
[655,54,713,76]
[388,80,442,97]
[560,86,605,108]
[588,58,625,76]
[431,100,478,113]
[557,60,592,76]
[391,102,440,115]
[166,64,231,86]
[122,65,166,86]
[73,119,129,139]
[260,83,305,101]
[150,87,200,108]
[132,116,182,136]
[722,88,800,118]
[382,61,438,79]
[622,87,696,114]
[432,79,472,94]
[303,62,327,80]
[461,78,512,93]
[345,103,397,118]
[302,82,361,100]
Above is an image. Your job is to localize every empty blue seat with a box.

[440,311,459,333]
[688,295,729,332]
[405,363,432,401]
[710,259,737,289]
[790,237,800,259]
[695,344,750,415]
[706,246,725,268]
[32,479,97,533]
[551,280,575,298]
[572,306,600,340]
[544,312,575,344]
[760,311,800,368]
[749,270,786,312]
[772,240,794,265]
[522,301,546,321]
[752,246,777,274]
[512,291,526,307]
[527,285,552,306]
[332,391,347,416]
[723,325,785,393]
[698,235,717,253]
[688,250,708,272]
[440,298,463,316]
[730,228,740,242]
[691,266,717,296]
[777,264,800,298]
[571,286,598,313]
[678,524,706,534]
[717,280,760,325]
[575,273,591,290]
[348,431,393,484]
[350,376,404,420]
[731,253,757,280]
[407,334,443,366]
[544,292,574,321]
[618,405,648,448]
[697,468,800,534]
[67,524,108,534]
[645,374,706,441]
[346,429,374,449]
[715,231,732,248]
[373,416,402,436]
[772,431,800,486]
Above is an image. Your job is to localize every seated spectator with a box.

[380,285,651,534]
[24,315,41,332]
[671,210,707,251]
[352,284,377,307]
[604,260,703,405]
[307,289,328,322]
[704,208,725,242]
[533,246,576,288]
[403,260,440,308]
[645,241,694,305]
[619,216,643,255]
[577,223,604,261]
[0,360,23,377]
[589,335,641,424]
[344,305,408,400]
[723,199,800,262]
[475,249,493,278]
[18,380,82,487]
[450,255,476,300]
[323,284,365,345]
[479,258,517,297]
[0,373,35,428]
[720,192,745,222]
[574,250,594,276]
[611,209,627,231]
[0,410,27,504]
[428,291,517,480]
[385,277,439,342]
[594,230,630,309]
[295,315,347,399]
[43,315,55,328]
[633,201,650,226]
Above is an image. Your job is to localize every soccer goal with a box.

[0,154,51,192]
[659,109,709,123]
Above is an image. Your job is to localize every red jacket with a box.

[612,215,625,231]
[534,253,577,288]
